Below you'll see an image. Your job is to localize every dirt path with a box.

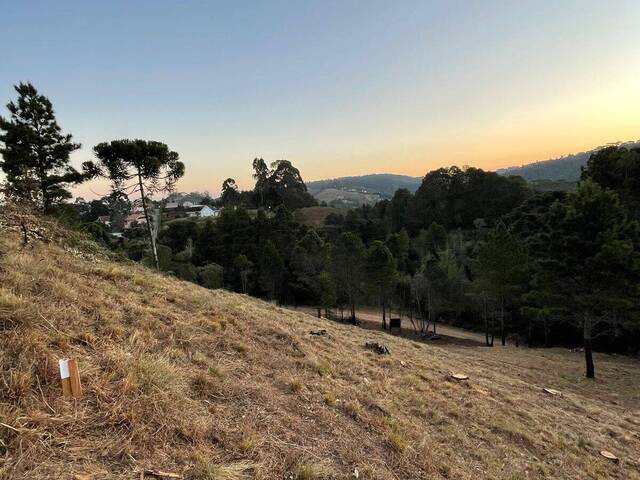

[287,305,492,347]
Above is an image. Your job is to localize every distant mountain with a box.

[306,174,422,207]
[497,141,640,181]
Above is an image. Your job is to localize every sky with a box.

[1,0,639,198]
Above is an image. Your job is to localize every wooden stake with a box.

[59,358,82,398]
[68,358,82,398]
[59,359,72,397]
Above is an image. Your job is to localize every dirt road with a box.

[287,306,491,347]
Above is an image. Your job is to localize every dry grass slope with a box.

[0,225,639,479]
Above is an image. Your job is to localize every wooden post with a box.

[68,358,82,398]
[59,358,82,398]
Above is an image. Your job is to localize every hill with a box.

[1,221,639,479]
[497,141,640,181]
[306,174,421,207]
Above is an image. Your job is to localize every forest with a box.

[2,83,640,379]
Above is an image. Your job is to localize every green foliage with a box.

[364,241,398,326]
[331,232,365,320]
[233,254,252,293]
[159,218,199,253]
[581,145,640,220]
[86,138,185,269]
[0,82,84,212]
[220,178,241,207]
[319,271,336,312]
[476,223,529,344]
[410,166,530,231]
[197,263,224,289]
[264,160,316,209]
[258,241,285,301]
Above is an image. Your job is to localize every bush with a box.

[197,263,224,289]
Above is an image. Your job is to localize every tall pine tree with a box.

[0,83,83,212]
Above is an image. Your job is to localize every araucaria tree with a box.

[84,139,184,269]
[0,82,84,212]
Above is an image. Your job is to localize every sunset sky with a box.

[2,1,639,198]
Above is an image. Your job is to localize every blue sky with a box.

[1,1,639,197]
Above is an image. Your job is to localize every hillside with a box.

[497,141,640,181]
[307,174,421,207]
[1,223,639,479]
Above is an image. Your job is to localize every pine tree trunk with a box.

[484,297,491,346]
[137,173,159,270]
[382,296,386,330]
[584,314,595,378]
[500,297,506,346]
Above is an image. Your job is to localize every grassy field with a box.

[296,206,342,226]
[0,225,639,479]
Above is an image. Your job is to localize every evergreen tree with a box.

[476,223,529,346]
[233,254,252,294]
[331,232,365,322]
[221,178,241,207]
[258,240,285,302]
[364,241,398,329]
[252,158,269,208]
[522,181,640,377]
[319,271,337,317]
[0,82,84,212]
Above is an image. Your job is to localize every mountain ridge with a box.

[306,141,640,204]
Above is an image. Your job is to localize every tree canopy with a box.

[0,82,85,212]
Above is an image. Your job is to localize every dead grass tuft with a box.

[342,399,362,420]
[291,460,333,480]
[186,456,254,480]
[288,377,303,393]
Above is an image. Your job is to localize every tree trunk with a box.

[427,287,433,334]
[382,296,387,330]
[543,318,549,347]
[137,173,159,270]
[490,314,495,347]
[584,314,595,378]
[21,223,29,246]
[500,297,506,346]
[484,297,491,346]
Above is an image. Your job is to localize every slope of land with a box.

[295,206,342,227]
[497,141,640,182]
[1,223,639,479]
[307,174,421,207]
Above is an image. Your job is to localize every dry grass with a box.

[0,222,639,479]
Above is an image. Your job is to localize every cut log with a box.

[451,373,468,381]
[142,470,183,479]
[365,342,390,355]
[599,451,619,463]
[543,388,562,396]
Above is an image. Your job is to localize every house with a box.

[184,205,219,218]
[164,202,220,220]
[96,215,111,226]
[124,212,147,229]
